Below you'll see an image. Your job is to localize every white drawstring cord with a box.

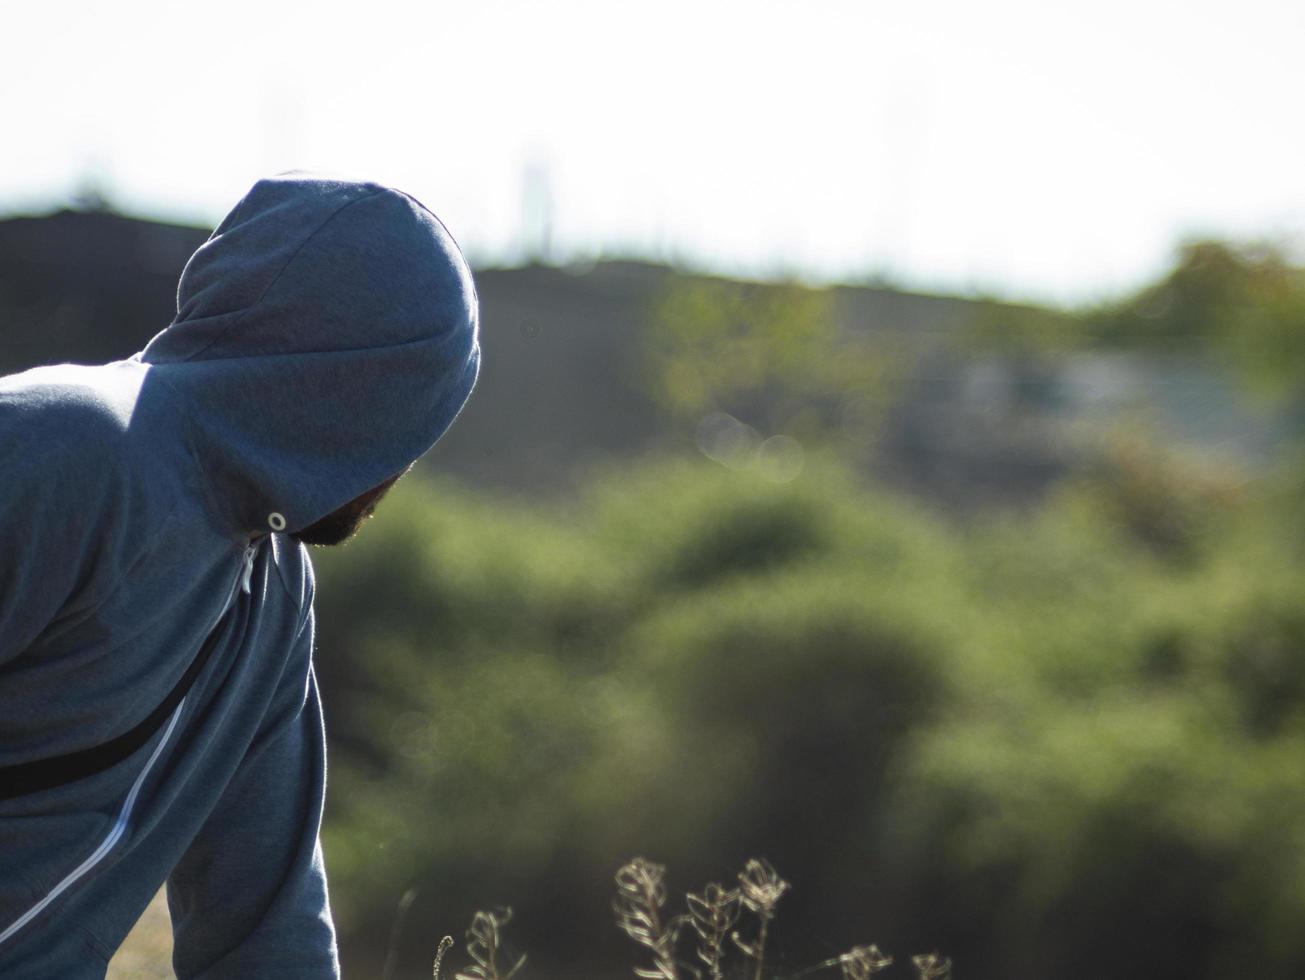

[240,543,257,594]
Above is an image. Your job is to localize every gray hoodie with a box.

[0,173,481,978]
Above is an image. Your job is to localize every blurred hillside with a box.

[3,207,1292,514]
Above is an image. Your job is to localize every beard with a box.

[290,470,406,546]
[290,496,379,546]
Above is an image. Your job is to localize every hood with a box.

[136,173,481,538]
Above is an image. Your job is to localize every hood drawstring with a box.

[240,543,258,595]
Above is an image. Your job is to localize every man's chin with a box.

[290,513,370,547]
[288,478,395,546]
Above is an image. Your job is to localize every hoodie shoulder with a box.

[0,363,140,486]
[0,363,174,662]
[0,361,193,556]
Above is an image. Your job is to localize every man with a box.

[0,173,482,978]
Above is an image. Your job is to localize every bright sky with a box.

[3,0,1303,304]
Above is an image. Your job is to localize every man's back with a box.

[0,174,481,978]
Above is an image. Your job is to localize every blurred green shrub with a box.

[640,274,906,445]
[312,446,1305,980]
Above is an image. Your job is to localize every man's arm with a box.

[166,606,340,980]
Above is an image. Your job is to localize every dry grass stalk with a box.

[911,953,952,980]
[443,856,950,979]
[454,908,526,980]
[433,935,454,979]
[732,858,790,980]
[613,857,689,980]
[685,881,741,980]
[838,945,894,979]
[384,887,419,980]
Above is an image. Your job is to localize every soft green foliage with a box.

[1085,238,1305,402]
[314,445,1305,980]
[640,274,902,442]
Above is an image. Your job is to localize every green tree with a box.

[1087,238,1305,402]
[640,274,905,448]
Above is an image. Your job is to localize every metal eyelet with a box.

[267,512,287,532]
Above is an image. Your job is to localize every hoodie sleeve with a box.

[166,603,340,980]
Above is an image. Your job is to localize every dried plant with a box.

[737,858,790,918]
[685,881,741,979]
[453,908,526,980]
[613,857,690,980]
[384,887,419,980]
[732,858,790,980]
[911,953,952,980]
[433,935,454,979]
[440,856,949,980]
[837,945,894,980]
